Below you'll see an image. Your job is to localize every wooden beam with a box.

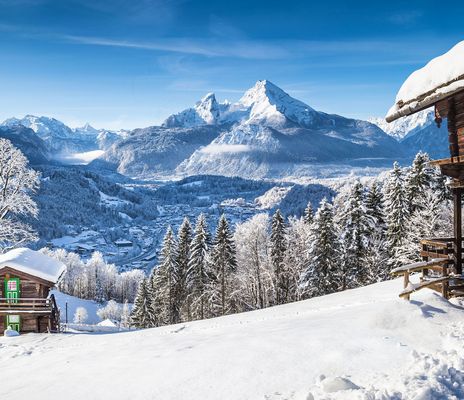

[403,272,410,301]
[448,98,459,157]
[420,238,452,249]
[442,264,449,299]
[391,258,448,276]
[419,251,450,259]
[399,276,451,298]
[454,188,463,274]
[429,156,464,167]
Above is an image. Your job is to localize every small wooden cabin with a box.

[387,41,464,299]
[0,248,65,334]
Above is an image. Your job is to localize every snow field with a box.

[1,277,463,399]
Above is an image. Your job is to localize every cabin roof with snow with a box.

[0,248,66,284]
[386,41,464,122]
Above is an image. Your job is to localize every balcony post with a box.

[453,187,463,275]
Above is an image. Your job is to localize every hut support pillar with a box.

[453,188,462,275]
[448,98,458,157]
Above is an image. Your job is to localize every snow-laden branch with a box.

[0,139,40,252]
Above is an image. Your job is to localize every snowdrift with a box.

[1,278,463,399]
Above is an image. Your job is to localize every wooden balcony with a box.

[429,157,464,181]
[392,238,464,299]
[0,294,58,315]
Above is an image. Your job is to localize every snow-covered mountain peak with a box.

[162,92,222,128]
[238,80,280,106]
[368,108,435,141]
[195,92,220,124]
[239,80,296,108]
[82,122,98,131]
[74,123,100,137]
[200,92,215,102]
[237,80,317,127]
[162,80,319,129]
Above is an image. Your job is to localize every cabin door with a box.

[6,315,20,332]
[5,278,20,304]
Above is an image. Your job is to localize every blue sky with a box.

[0,0,463,129]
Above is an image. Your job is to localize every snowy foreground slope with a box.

[1,278,464,400]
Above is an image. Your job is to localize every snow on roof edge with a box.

[386,40,464,122]
[0,248,66,284]
[386,79,464,122]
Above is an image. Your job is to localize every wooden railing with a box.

[0,297,53,312]
[0,294,61,333]
[392,237,464,299]
[420,238,455,259]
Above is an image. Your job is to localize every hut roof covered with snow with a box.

[0,248,66,284]
[386,41,464,122]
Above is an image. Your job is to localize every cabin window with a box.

[4,278,20,304]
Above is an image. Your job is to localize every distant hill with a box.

[0,125,50,165]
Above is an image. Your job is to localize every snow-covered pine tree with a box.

[234,214,273,310]
[150,226,177,325]
[365,181,385,233]
[303,202,313,225]
[284,216,312,302]
[121,300,131,328]
[270,209,288,305]
[337,181,372,288]
[130,278,157,329]
[188,214,212,320]
[300,198,338,298]
[73,307,88,324]
[396,189,451,265]
[85,251,107,300]
[384,162,409,267]
[362,233,390,283]
[361,181,388,283]
[405,152,433,213]
[211,214,238,316]
[174,217,192,322]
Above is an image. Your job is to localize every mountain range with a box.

[368,109,447,160]
[1,115,127,157]
[0,80,450,178]
[102,80,405,179]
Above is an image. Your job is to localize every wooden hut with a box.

[386,41,464,299]
[0,248,65,334]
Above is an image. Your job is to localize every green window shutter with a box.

[5,278,20,303]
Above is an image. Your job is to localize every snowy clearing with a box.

[52,290,106,325]
[1,277,464,399]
